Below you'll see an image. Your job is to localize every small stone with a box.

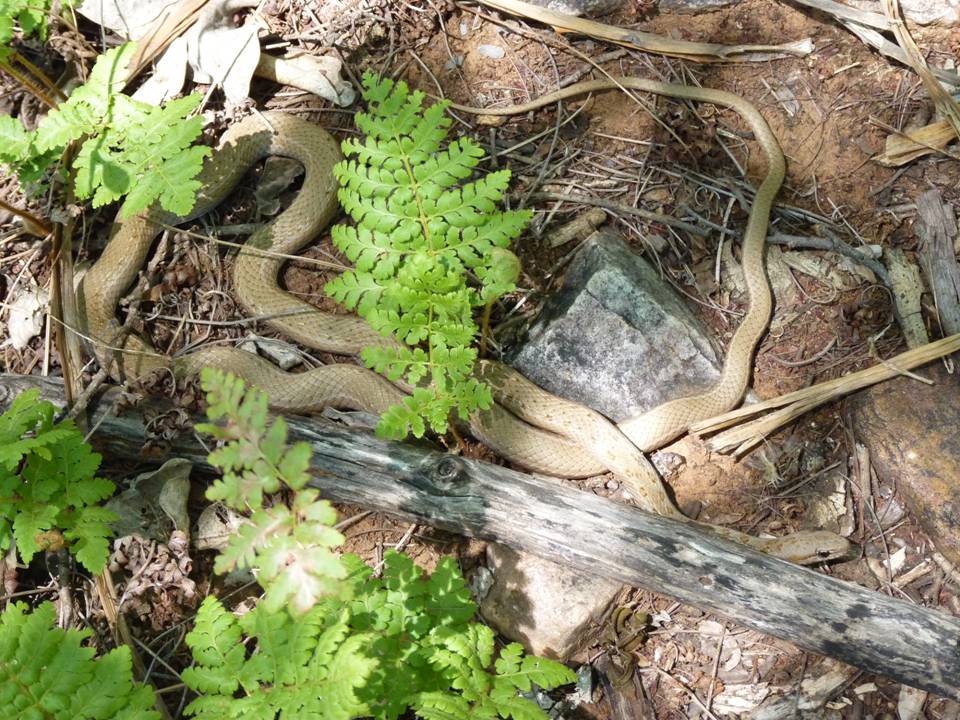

[509,230,721,421]
[476,44,505,60]
[486,230,726,659]
[658,0,741,13]
[480,543,621,659]
[846,0,959,25]
[516,0,624,14]
[443,55,464,71]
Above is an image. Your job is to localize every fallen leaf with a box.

[256,50,355,106]
[3,285,48,350]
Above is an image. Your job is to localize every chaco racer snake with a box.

[77,78,851,565]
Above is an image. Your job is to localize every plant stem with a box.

[10,51,67,103]
[0,198,52,236]
[0,59,57,109]
[479,300,493,358]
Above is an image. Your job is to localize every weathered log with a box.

[2,373,959,699]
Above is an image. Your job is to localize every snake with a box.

[77,79,851,565]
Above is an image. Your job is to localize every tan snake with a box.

[77,79,850,565]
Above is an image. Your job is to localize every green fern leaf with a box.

[182,596,245,695]
[0,0,73,49]
[0,392,117,573]
[36,44,135,151]
[63,505,116,573]
[121,141,210,217]
[27,42,208,216]
[329,72,530,438]
[324,268,386,316]
[19,425,107,501]
[414,692,474,720]
[424,557,477,627]
[429,623,495,701]
[199,369,348,613]
[0,115,32,166]
[11,501,59,564]
[0,388,52,442]
[258,502,346,615]
[486,692,550,720]
[496,646,578,693]
[214,505,294,574]
[0,602,160,719]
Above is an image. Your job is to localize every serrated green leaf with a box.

[327,72,530,438]
[12,501,59,563]
[0,601,160,719]
[63,505,117,573]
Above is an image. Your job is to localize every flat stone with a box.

[519,0,625,16]
[847,0,959,25]
[850,362,960,566]
[509,230,721,422]
[658,0,741,13]
[479,543,621,659]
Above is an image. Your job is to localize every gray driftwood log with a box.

[1,373,959,700]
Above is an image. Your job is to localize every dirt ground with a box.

[1,0,959,717]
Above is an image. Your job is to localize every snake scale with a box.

[77,78,851,564]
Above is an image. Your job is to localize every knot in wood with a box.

[430,455,467,487]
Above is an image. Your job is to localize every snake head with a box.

[785,531,854,565]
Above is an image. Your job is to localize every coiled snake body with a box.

[78,79,850,565]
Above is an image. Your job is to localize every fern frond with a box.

[181,597,246,695]
[494,643,578,691]
[184,598,374,720]
[329,72,530,438]
[183,551,572,719]
[0,0,69,49]
[0,602,160,719]
[0,391,116,573]
[16,42,211,217]
[198,369,346,614]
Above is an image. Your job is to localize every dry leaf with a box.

[2,285,48,350]
[256,50,355,106]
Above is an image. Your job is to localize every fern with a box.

[0,0,70,54]
[328,72,530,439]
[0,42,210,216]
[0,602,160,719]
[183,552,575,719]
[197,368,347,615]
[0,389,116,573]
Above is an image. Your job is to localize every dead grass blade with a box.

[881,0,960,141]
[873,119,958,166]
[691,333,960,455]
[474,0,813,62]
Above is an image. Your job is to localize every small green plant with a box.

[0,0,68,56]
[0,42,210,217]
[0,388,116,574]
[183,551,576,720]
[197,368,348,615]
[328,72,531,440]
[0,601,160,719]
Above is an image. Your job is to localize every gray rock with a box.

[509,230,721,422]
[519,0,625,16]
[658,0,740,13]
[657,0,960,23]
[847,0,959,25]
[479,543,621,659]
